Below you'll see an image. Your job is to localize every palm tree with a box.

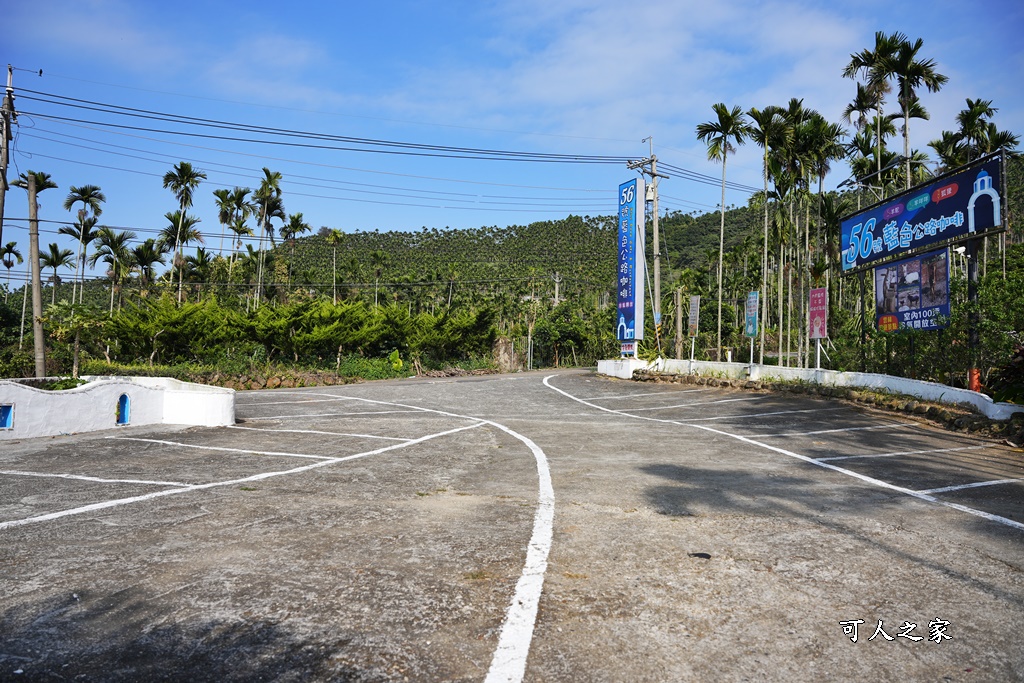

[280,212,311,290]
[40,243,76,304]
[159,210,203,292]
[58,213,99,305]
[12,171,59,195]
[213,188,233,258]
[252,168,283,307]
[928,131,967,172]
[61,185,106,304]
[696,103,751,360]
[227,216,253,282]
[747,105,790,363]
[162,162,207,303]
[880,34,948,189]
[89,227,136,314]
[955,98,996,162]
[185,247,214,296]
[978,122,1020,156]
[369,249,388,307]
[132,239,168,299]
[213,186,252,257]
[1,241,23,302]
[843,31,902,179]
[325,228,344,305]
[842,82,880,134]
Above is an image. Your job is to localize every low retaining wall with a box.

[0,376,235,440]
[596,358,1023,421]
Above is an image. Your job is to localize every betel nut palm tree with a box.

[1,241,23,302]
[882,35,947,189]
[696,103,751,361]
[89,226,136,314]
[162,162,206,303]
[747,105,790,364]
[253,168,284,307]
[40,243,76,304]
[62,184,106,304]
[325,228,344,305]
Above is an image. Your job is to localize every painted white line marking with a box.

[242,410,421,421]
[819,445,989,462]
[672,407,848,422]
[227,425,412,442]
[0,470,192,488]
[544,376,1024,532]
[586,389,708,400]
[747,423,917,438]
[233,398,355,407]
[107,437,333,460]
[918,478,1024,494]
[624,396,767,412]
[296,390,555,683]
[0,422,486,532]
[18,381,554,683]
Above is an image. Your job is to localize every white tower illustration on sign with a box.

[967,170,1000,233]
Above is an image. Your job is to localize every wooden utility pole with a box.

[28,174,46,378]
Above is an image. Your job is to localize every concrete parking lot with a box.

[1,370,1022,681]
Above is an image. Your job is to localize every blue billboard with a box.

[841,153,1002,272]
[616,178,645,342]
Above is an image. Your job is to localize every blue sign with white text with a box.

[841,154,1002,272]
[616,178,645,342]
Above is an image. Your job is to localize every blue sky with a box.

[4,0,1022,280]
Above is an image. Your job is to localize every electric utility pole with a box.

[627,138,669,333]
[0,65,16,249]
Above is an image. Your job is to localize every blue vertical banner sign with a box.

[617,178,646,352]
[744,291,759,338]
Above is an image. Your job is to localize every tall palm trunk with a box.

[717,157,727,360]
[175,210,185,304]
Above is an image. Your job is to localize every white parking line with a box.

[300,390,555,683]
[233,398,355,407]
[819,445,989,462]
[586,389,708,400]
[624,396,766,412]
[242,410,421,421]
[0,470,192,488]
[544,375,1024,532]
[747,423,917,438]
[108,437,334,460]
[227,425,412,442]
[0,422,486,532]
[917,478,1024,494]
[673,407,848,422]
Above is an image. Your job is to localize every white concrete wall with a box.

[0,376,235,440]
[598,359,1024,421]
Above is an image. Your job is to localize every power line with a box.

[18,89,631,163]
[20,129,616,207]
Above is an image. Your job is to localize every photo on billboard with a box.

[874,248,950,332]
[841,152,1002,272]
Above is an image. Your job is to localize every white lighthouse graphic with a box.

[967,170,1000,233]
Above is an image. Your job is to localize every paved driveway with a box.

[1,370,1021,681]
